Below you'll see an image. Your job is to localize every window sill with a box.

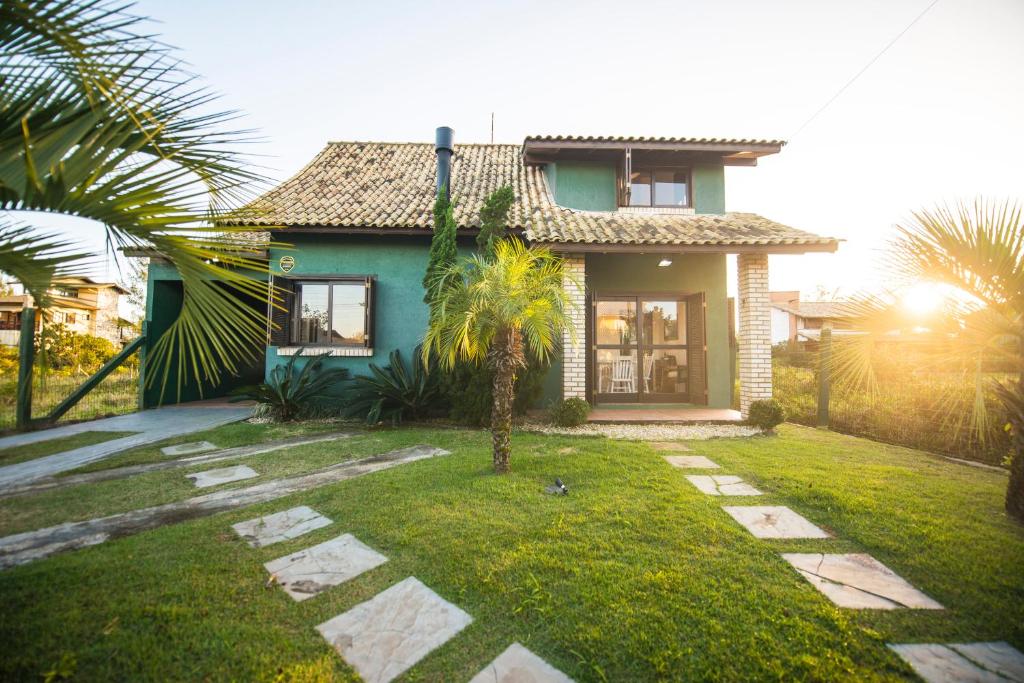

[276,346,373,357]
[618,206,695,215]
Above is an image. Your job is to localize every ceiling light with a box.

[658,258,673,267]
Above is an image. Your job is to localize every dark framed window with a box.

[288,277,374,347]
[627,167,690,208]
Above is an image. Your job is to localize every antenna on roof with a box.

[490,112,494,143]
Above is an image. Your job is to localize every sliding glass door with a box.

[593,295,694,403]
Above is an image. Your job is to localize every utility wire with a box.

[789,0,940,141]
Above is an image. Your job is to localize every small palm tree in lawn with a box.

[838,200,1024,521]
[424,238,573,473]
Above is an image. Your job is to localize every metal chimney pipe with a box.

[435,126,454,200]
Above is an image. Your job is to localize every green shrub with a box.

[747,398,785,430]
[344,348,442,425]
[549,397,591,427]
[442,355,547,427]
[230,350,348,422]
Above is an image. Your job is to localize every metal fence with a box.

[773,344,1012,466]
[0,366,139,432]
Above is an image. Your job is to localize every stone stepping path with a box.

[663,455,720,469]
[889,642,1024,682]
[1,431,354,498]
[266,533,388,601]
[686,475,762,496]
[469,642,575,683]
[187,465,259,488]
[0,445,448,569]
[316,576,472,683]
[232,505,332,548]
[162,441,218,456]
[723,506,830,539]
[783,553,943,610]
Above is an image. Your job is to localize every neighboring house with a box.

[770,292,857,343]
[0,277,131,347]
[140,130,838,415]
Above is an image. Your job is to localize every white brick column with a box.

[737,253,772,416]
[561,254,587,400]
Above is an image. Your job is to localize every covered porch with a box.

[557,247,804,419]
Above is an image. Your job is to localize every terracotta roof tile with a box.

[230,142,836,249]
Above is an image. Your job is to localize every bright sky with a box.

[44,0,1024,301]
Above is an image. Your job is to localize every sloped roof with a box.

[523,134,786,147]
[231,142,837,250]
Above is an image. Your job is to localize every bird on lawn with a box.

[554,478,568,495]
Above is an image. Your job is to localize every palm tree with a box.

[0,0,272,399]
[423,238,574,473]
[839,200,1024,521]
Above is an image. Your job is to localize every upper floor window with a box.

[628,168,690,208]
[52,286,78,298]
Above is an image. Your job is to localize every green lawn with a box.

[0,430,135,467]
[0,424,1021,681]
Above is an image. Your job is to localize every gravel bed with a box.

[519,421,761,441]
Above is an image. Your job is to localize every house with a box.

[141,129,838,416]
[0,277,132,347]
[770,292,857,344]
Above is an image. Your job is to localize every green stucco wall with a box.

[584,252,731,408]
[692,163,726,214]
[265,235,463,380]
[544,159,726,213]
[547,162,618,211]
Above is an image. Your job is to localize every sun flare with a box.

[902,283,946,315]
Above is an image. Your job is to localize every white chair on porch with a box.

[642,354,654,393]
[609,358,636,393]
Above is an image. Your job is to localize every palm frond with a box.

[0,0,278,399]
[0,218,89,305]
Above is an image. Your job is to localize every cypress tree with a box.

[423,188,458,305]
[476,185,515,258]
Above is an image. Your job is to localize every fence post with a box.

[16,307,36,430]
[817,326,832,428]
[137,320,148,411]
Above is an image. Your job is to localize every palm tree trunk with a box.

[1008,444,1024,522]
[489,326,525,474]
[1007,377,1024,522]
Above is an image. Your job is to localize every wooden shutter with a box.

[269,276,295,347]
[363,277,375,348]
[686,292,708,405]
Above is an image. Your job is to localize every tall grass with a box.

[774,360,1011,466]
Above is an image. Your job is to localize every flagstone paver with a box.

[647,442,691,452]
[0,445,448,569]
[161,441,218,456]
[783,553,943,610]
[186,465,259,488]
[265,533,387,601]
[723,506,830,539]
[233,505,332,548]
[316,576,473,683]
[889,642,1024,682]
[663,455,720,469]
[469,642,575,683]
[2,432,354,498]
[685,475,762,496]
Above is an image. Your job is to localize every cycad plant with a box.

[0,0,273,399]
[836,200,1024,521]
[424,238,573,473]
[230,351,347,422]
[345,347,441,425]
